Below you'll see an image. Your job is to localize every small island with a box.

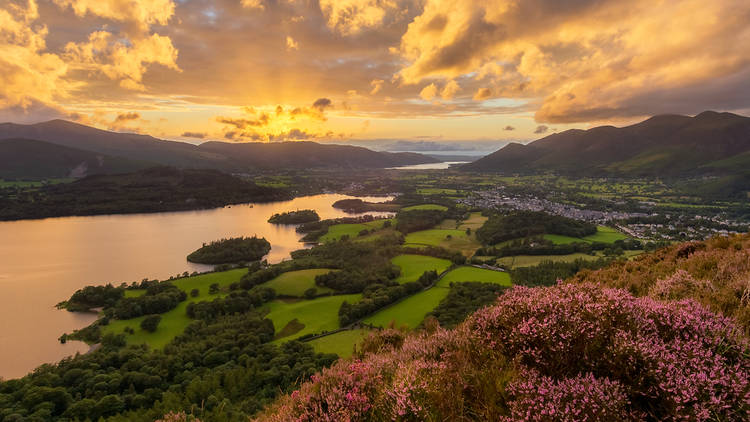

[331,198,400,213]
[268,209,320,224]
[187,236,271,264]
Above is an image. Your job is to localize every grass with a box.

[543,234,586,244]
[0,178,73,188]
[262,269,335,297]
[401,204,448,211]
[582,226,629,243]
[543,226,629,245]
[319,219,392,243]
[458,212,488,230]
[307,329,370,357]
[391,255,452,284]
[102,269,246,348]
[496,253,600,268]
[405,229,481,256]
[437,266,511,287]
[264,294,362,341]
[364,288,449,329]
[416,188,459,195]
[123,289,146,298]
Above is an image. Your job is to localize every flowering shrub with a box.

[256,282,750,421]
[156,412,201,422]
[572,233,750,330]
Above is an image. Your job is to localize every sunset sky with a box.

[2,0,749,150]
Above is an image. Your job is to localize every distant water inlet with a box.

[0,194,393,379]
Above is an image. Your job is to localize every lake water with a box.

[388,161,469,170]
[0,194,392,379]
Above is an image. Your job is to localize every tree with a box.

[140,315,161,333]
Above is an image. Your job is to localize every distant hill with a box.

[464,111,750,177]
[0,120,438,176]
[0,138,148,179]
[198,141,438,170]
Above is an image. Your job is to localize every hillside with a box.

[0,166,290,220]
[0,138,148,179]
[465,111,750,177]
[0,120,437,175]
[258,233,750,421]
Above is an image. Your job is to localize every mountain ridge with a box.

[0,120,438,176]
[464,111,750,176]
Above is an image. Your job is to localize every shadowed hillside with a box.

[465,111,750,177]
[0,120,438,174]
[0,138,149,179]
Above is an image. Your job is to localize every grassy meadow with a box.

[262,269,335,296]
[391,254,452,284]
[264,294,362,341]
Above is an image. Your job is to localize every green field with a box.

[319,219,392,242]
[0,178,73,188]
[415,188,459,195]
[364,288,449,329]
[391,254,452,284]
[123,289,146,298]
[543,234,585,244]
[582,226,629,243]
[544,226,628,245]
[262,269,335,297]
[496,253,600,268]
[437,266,511,287]
[307,329,370,357]
[102,269,246,348]
[265,294,362,341]
[458,212,488,230]
[405,229,481,256]
[401,204,449,211]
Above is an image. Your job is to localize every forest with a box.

[186,237,271,265]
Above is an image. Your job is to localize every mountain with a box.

[465,111,750,176]
[0,120,438,175]
[197,141,438,169]
[0,138,149,179]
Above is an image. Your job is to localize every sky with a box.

[1,0,749,152]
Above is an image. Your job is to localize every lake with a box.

[0,194,392,379]
[387,161,469,170]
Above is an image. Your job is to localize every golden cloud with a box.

[319,0,397,35]
[0,0,71,109]
[53,0,175,31]
[395,0,750,122]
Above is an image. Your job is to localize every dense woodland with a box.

[476,210,597,245]
[186,237,271,265]
[0,167,289,221]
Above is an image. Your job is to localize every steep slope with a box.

[257,234,750,421]
[0,138,149,179]
[466,111,750,176]
[0,120,438,172]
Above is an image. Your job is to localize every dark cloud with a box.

[534,125,549,134]
[181,132,206,139]
[504,125,515,131]
[114,112,141,122]
[312,98,333,111]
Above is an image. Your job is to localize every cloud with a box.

[240,0,265,10]
[115,112,140,122]
[312,98,333,111]
[0,0,71,110]
[319,0,399,35]
[286,36,299,51]
[534,125,549,134]
[370,79,385,95]
[419,83,438,101]
[440,80,460,100]
[65,31,180,90]
[473,88,492,101]
[53,0,176,32]
[503,125,515,131]
[383,140,477,151]
[181,131,206,138]
[394,0,750,122]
